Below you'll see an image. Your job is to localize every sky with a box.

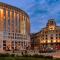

[0,0,60,33]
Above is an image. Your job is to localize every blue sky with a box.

[0,0,60,33]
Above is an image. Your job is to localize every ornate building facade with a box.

[0,2,30,53]
[31,19,60,51]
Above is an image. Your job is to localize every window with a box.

[3,44,6,46]
[56,37,58,39]
[3,47,6,50]
[3,40,6,43]
[43,38,44,40]
[4,9,6,32]
[59,34,60,35]
[56,34,58,36]
[51,34,53,36]
[8,10,10,32]
[17,13,20,32]
[12,11,14,32]
[46,35,47,37]
[3,40,6,50]
[51,21,53,24]
[51,37,53,39]
[42,35,44,37]
[46,37,48,40]
[15,12,17,32]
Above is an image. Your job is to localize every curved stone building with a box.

[0,2,30,53]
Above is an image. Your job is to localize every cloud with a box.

[0,0,60,33]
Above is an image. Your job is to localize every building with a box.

[30,33,40,50]
[31,19,60,51]
[0,2,30,53]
